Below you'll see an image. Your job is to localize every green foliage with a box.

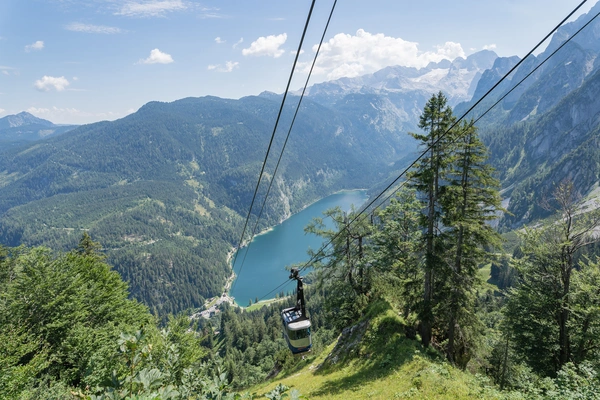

[0,95,408,315]
[265,383,303,400]
[305,206,374,330]
[0,243,151,392]
[505,182,600,376]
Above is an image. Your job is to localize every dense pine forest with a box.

[3,93,600,399]
[0,95,407,316]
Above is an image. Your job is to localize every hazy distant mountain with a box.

[304,50,498,107]
[458,1,600,228]
[0,111,76,150]
[273,50,497,147]
[0,111,55,129]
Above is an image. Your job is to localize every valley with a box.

[3,1,600,398]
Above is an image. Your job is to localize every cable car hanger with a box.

[281,268,312,354]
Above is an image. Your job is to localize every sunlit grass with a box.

[250,299,511,399]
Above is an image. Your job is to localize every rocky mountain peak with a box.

[303,50,498,108]
[0,111,54,129]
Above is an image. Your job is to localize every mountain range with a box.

[2,4,600,312]
[456,1,600,228]
[0,111,76,151]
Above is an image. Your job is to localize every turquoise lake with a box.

[229,189,369,306]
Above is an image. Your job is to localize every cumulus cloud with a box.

[304,29,466,80]
[138,49,174,64]
[233,38,243,49]
[215,37,225,44]
[0,108,5,115]
[117,0,186,17]
[242,33,287,58]
[34,76,70,92]
[65,22,123,34]
[483,44,497,50]
[25,41,44,52]
[207,61,239,73]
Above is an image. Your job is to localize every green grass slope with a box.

[252,300,513,400]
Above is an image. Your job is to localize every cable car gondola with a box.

[281,268,312,354]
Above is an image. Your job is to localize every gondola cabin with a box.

[281,268,312,354]
[281,306,312,354]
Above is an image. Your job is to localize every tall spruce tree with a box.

[408,91,455,347]
[439,120,502,366]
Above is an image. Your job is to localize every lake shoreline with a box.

[226,188,369,307]
[250,188,368,240]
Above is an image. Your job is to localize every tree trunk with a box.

[421,129,436,348]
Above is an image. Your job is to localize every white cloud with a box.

[0,108,5,115]
[72,76,79,81]
[304,29,466,80]
[199,8,225,19]
[242,33,287,58]
[215,37,225,44]
[27,107,51,115]
[138,49,174,64]
[483,44,497,50]
[207,61,239,73]
[27,106,124,124]
[34,76,70,92]
[233,38,243,49]
[117,0,186,17]
[65,22,123,34]
[2,71,8,76]
[25,40,44,52]
[200,12,225,19]
[290,49,305,56]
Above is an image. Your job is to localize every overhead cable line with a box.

[230,0,317,293]
[369,4,600,216]
[231,0,339,291]
[251,0,591,300]
[293,0,590,274]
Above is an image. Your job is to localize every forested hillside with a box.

[456,2,600,228]
[0,95,409,314]
[4,94,600,399]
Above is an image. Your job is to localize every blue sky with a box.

[0,0,596,124]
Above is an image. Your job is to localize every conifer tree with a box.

[408,91,455,347]
[439,120,502,366]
